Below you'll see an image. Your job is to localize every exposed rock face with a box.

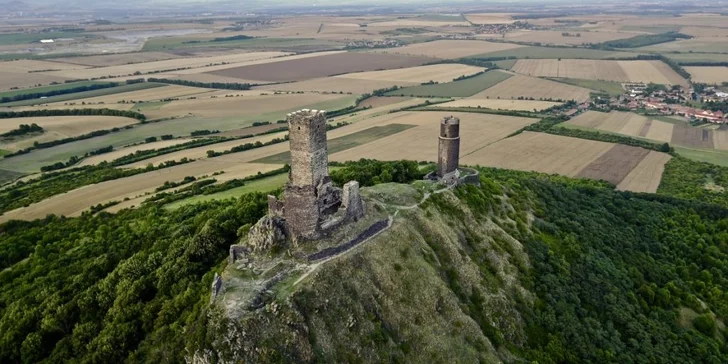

[247,216,288,252]
[210,273,223,303]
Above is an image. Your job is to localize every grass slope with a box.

[385,70,513,98]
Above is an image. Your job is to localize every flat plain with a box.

[429,98,561,111]
[461,131,670,192]
[207,52,435,82]
[474,73,592,102]
[373,40,523,59]
[685,67,728,84]
[510,59,688,86]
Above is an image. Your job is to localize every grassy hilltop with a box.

[2,161,728,362]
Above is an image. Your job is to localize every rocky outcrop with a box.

[246,215,288,252]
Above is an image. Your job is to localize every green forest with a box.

[1,160,728,362]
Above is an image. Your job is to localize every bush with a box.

[693,314,716,336]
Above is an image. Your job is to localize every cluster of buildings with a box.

[473,21,536,35]
[597,83,728,124]
[345,39,402,49]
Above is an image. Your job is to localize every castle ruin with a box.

[249,109,364,249]
[438,116,460,178]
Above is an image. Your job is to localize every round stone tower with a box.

[437,116,460,177]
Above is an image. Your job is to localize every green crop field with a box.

[385,70,513,98]
[493,59,517,69]
[673,146,728,167]
[0,149,9,158]
[0,168,22,185]
[549,78,624,96]
[0,95,357,174]
[467,46,643,60]
[143,37,343,52]
[166,172,289,209]
[665,53,728,64]
[620,25,681,34]
[0,31,95,46]
[254,123,415,164]
[0,81,110,99]
[1,82,166,107]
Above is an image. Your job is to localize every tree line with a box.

[0,123,43,138]
[146,78,253,90]
[0,82,119,103]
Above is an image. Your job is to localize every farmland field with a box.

[0,80,106,99]
[568,110,728,158]
[1,82,166,107]
[429,98,560,111]
[50,52,184,67]
[77,138,192,166]
[685,67,728,84]
[0,71,70,92]
[616,151,673,192]
[329,112,537,163]
[463,13,515,24]
[384,70,513,98]
[373,40,523,59]
[41,84,213,107]
[0,115,140,151]
[460,131,670,192]
[332,64,485,84]
[42,51,291,80]
[0,94,356,173]
[548,78,625,96]
[143,36,344,52]
[465,46,642,60]
[206,52,434,82]
[473,73,592,102]
[504,30,640,46]
[510,59,687,86]
[639,37,728,53]
[0,162,283,223]
[165,172,289,209]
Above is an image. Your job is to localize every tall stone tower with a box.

[283,109,336,241]
[437,116,460,177]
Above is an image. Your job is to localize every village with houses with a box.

[590,82,728,125]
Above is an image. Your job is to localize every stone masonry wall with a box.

[438,116,460,177]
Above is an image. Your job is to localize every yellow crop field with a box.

[46,85,216,106]
[0,116,139,151]
[257,77,418,94]
[334,64,485,84]
[143,93,352,121]
[123,132,287,168]
[374,40,523,59]
[644,120,675,143]
[616,151,673,193]
[51,52,184,67]
[504,30,639,46]
[461,132,613,177]
[2,59,89,72]
[474,74,592,102]
[329,112,537,162]
[511,59,687,86]
[713,130,728,151]
[430,98,561,111]
[42,51,291,79]
[685,67,728,84]
[0,71,70,92]
[0,162,282,222]
[78,139,191,166]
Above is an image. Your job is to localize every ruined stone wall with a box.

[342,181,365,222]
[438,116,460,177]
[284,185,321,240]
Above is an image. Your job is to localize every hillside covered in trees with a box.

[1,161,727,363]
